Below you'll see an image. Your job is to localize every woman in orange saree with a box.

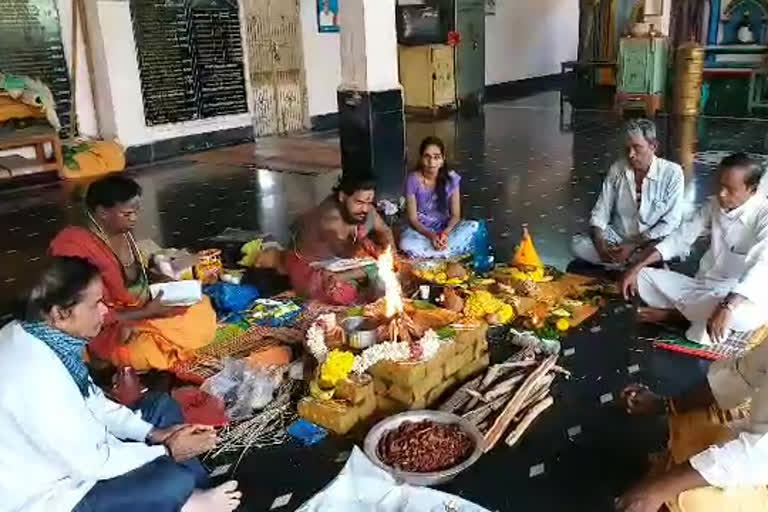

[49,175,216,370]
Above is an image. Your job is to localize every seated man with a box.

[0,256,240,512]
[621,153,768,345]
[616,339,768,512]
[572,119,684,268]
[285,173,395,305]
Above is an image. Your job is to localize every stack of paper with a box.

[149,280,202,306]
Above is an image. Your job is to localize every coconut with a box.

[442,287,465,313]
[445,262,468,280]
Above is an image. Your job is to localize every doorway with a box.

[241,0,309,136]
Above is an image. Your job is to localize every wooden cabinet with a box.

[616,36,668,116]
[398,44,456,111]
[618,36,668,94]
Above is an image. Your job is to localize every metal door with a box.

[455,0,485,103]
[242,0,309,136]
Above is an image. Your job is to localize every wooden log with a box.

[466,348,535,412]
[504,395,555,447]
[438,374,482,413]
[462,392,513,427]
[478,350,533,389]
[513,375,554,422]
[482,355,558,452]
[499,360,538,369]
[478,363,508,390]
[483,373,526,401]
[464,389,485,402]
[468,367,527,411]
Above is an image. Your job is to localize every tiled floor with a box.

[2,91,767,510]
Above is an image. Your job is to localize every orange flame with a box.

[377,246,403,319]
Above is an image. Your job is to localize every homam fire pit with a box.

[374,247,422,345]
[298,247,491,435]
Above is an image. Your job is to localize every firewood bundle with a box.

[438,347,569,452]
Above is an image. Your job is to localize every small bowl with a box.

[342,316,378,349]
[363,410,484,486]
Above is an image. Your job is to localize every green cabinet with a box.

[617,37,668,95]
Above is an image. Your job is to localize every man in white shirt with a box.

[616,336,768,511]
[571,119,685,268]
[621,153,768,345]
[0,256,241,512]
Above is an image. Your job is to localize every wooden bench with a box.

[0,124,64,180]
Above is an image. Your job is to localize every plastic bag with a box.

[153,249,198,280]
[201,358,245,406]
[226,370,277,420]
[203,282,260,316]
[508,328,561,355]
[471,220,495,273]
[202,358,285,421]
[287,419,327,446]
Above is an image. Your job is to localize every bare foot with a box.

[636,307,684,326]
[182,481,241,512]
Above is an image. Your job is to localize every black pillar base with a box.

[337,88,405,199]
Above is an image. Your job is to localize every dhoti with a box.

[571,227,643,268]
[637,268,765,345]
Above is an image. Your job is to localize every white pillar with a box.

[336,0,405,199]
[339,0,400,92]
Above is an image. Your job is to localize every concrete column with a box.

[337,0,405,199]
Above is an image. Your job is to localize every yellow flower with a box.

[497,303,515,324]
[319,350,355,386]
[556,318,570,331]
[464,290,511,320]
[509,266,546,282]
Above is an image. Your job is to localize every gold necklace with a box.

[86,209,148,280]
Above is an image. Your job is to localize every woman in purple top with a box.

[400,136,479,258]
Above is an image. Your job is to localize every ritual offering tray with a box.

[363,410,483,486]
